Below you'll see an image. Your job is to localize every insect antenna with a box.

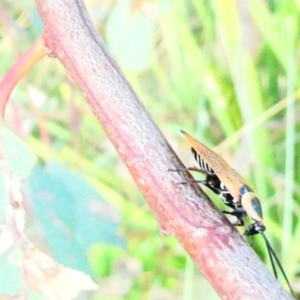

[263,235,278,279]
[260,231,294,296]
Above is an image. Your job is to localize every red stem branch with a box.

[33,0,293,299]
[0,37,46,117]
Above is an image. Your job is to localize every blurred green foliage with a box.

[1,0,300,299]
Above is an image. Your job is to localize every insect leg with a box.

[177,180,208,185]
[221,211,245,226]
[169,167,207,174]
[169,167,211,186]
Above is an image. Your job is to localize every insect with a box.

[177,130,293,295]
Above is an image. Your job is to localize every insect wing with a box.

[191,148,215,175]
[181,130,248,201]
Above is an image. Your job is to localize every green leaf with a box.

[26,163,125,275]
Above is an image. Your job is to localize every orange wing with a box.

[181,130,249,201]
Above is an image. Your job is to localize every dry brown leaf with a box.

[22,240,98,300]
[0,226,14,256]
[0,290,26,300]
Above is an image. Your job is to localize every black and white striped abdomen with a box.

[191,148,214,175]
